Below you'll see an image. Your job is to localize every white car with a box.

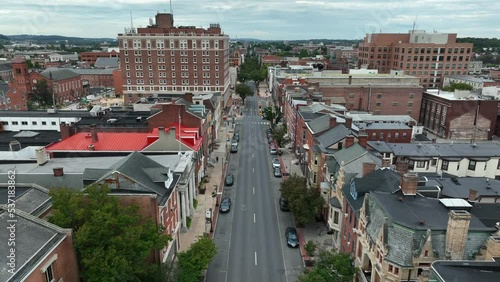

[272,158,281,168]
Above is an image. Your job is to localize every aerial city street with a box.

[1,1,500,282]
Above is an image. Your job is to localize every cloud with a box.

[1,0,498,40]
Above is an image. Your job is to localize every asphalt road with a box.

[206,84,303,282]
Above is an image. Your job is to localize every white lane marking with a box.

[255,252,258,266]
[254,213,256,223]
[252,153,254,158]
[253,167,255,173]
[253,187,255,194]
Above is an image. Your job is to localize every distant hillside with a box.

[0,34,9,41]
[6,34,116,43]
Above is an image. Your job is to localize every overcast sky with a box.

[1,0,499,40]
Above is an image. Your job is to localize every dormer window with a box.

[350,181,357,200]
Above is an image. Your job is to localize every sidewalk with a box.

[178,119,232,252]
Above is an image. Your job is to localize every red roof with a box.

[46,132,151,151]
[148,122,203,151]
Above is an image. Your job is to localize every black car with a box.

[285,227,299,248]
[279,197,290,211]
[220,198,231,213]
[230,144,238,153]
[225,174,234,186]
[274,167,282,178]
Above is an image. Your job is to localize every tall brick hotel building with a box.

[359,30,473,88]
[117,13,230,105]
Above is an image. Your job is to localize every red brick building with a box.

[261,55,282,65]
[72,68,115,88]
[113,69,124,95]
[419,89,500,140]
[359,31,473,88]
[117,13,230,106]
[80,50,119,65]
[0,58,29,110]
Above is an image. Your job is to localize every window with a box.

[416,161,426,168]
[389,265,393,272]
[313,172,317,184]
[32,121,37,125]
[468,160,476,171]
[44,262,55,282]
[432,159,437,166]
[21,121,28,125]
[42,121,47,125]
[394,267,399,275]
[334,211,339,224]
[12,121,18,125]
[424,250,429,257]
[376,93,382,99]
[441,160,449,171]
[497,159,500,169]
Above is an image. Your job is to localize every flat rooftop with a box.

[431,260,500,282]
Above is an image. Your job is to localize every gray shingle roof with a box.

[315,124,352,149]
[307,114,332,134]
[0,63,12,72]
[370,142,500,158]
[40,68,79,81]
[94,57,119,68]
[0,207,67,282]
[366,191,494,267]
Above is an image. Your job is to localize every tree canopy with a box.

[280,175,325,226]
[237,55,267,86]
[298,250,357,282]
[235,83,254,104]
[177,234,217,282]
[49,185,170,282]
[272,124,290,148]
[28,79,53,109]
[262,105,283,129]
[441,82,474,92]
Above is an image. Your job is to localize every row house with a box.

[420,89,499,140]
[356,174,498,282]
[367,141,500,180]
[71,68,116,88]
[0,62,13,81]
[261,55,283,66]
[324,143,382,250]
[49,52,79,62]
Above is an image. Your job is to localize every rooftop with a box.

[0,130,61,151]
[0,110,90,118]
[46,132,151,151]
[0,184,51,216]
[40,68,80,81]
[368,141,500,158]
[425,89,486,101]
[431,260,500,282]
[446,75,495,83]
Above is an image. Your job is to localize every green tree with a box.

[299,49,309,58]
[28,79,53,108]
[441,82,474,92]
[273,124,290,148]
[25,59,34,68]
[299,250,357,282]
[49,185,170,282]
[263,105,283,129]
[235,83,254,104]
[177,234,217,282]
[280,175,325,226]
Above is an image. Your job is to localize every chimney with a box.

[445,210,472,260]
[358,134,368,148]
[90,124,98,143]
[345,117,353,129]
[362,162,376,177]
[53,167,64,177]
[184,92,193,103]
[400,173,418,195]
[35,147,48,166]
[381,158,391,168]
[306,98,312,106]
[396,159,409,175]
[324,99,331,106]
[329,116,337,128]
[60,122,71,140]
[88,144,95,151]
[348,75,352,85]
[468,189,478,202]
[345,135,355,148]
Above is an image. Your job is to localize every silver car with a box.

[272,158,281,168]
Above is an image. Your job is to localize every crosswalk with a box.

[236,121,269,125]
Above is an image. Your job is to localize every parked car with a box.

[225,174,234,186]
[270,147,277,155]
[279,197,290,211]
[220,198,231,213]
[233,133,240,142]
[231,140,238,147]
[272,158,281,168]
[230,144,238,153]
[274,167,282,178]
[285,227,299,248]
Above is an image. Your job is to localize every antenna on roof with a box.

[412,16,417,33]
[169,0,173,14]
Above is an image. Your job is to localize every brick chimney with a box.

[90,124,98,143]
[53,167,64,177]
[348,75,352,85]
[306,98,312,106]
[60,122,71,140]
[468,189,478,202]
[329,116,337,128]
[400,173,418,195]
[184,92,193,103]
[358,134,368,148]
[362,162,376,177]
[345,135,355,148]
[345,117,353,129]
[445,210,471,260]
[396,159,409,175]
[324,99,331,106]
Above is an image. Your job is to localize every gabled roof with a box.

[315,124,352,149]
[369,141,500,158]
[0,184,51,216]
[46,132,151,151]
[83,151,179,204]
[40,68,79,81]
[175,98,208,118]
[0,207,69,282]
[307,114,332,134]
[149,123,203,151]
